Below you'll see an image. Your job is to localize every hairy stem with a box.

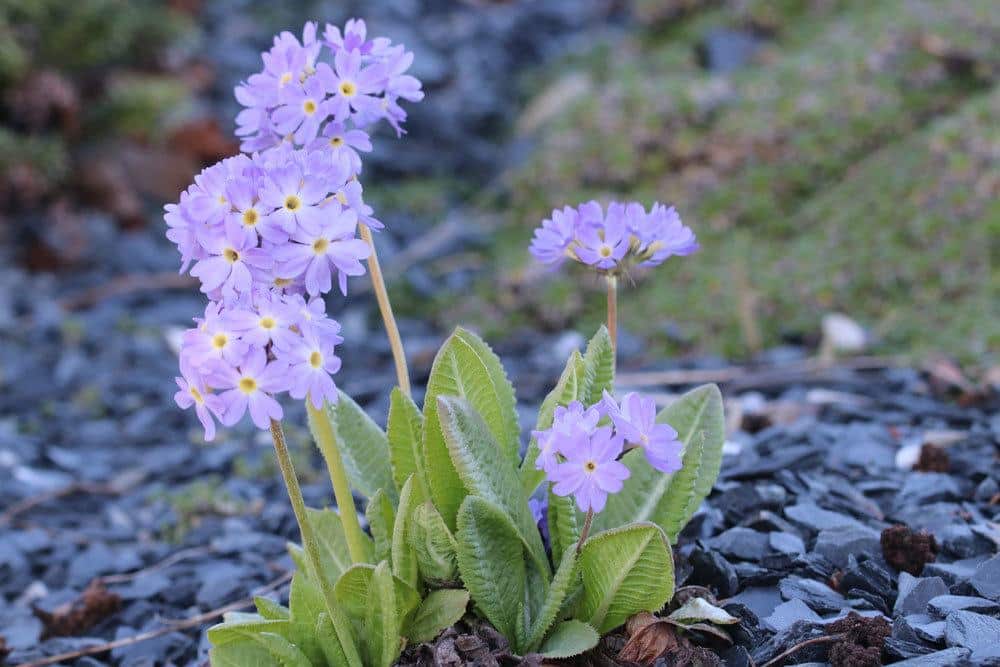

[606,274,618,356]
[306,402,370,564]
[575,509,595,554]
[360,223,411,396]
[268,420,361,667]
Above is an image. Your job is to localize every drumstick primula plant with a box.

[166,18,724,667]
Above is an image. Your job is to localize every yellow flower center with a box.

[339,80,357,97]
[242,208,259,227]
[330,136,344,147]
[599,246,612,258]
[284,195,301,211]
[312,238,329,254]
[279,71,293,87]
[274,277,293,288]
[238,377,257,394]
[335,190,348,205]
[309,351,323,368]
[302,99,318,115]
[218,194,227,205]
[223,247,240,263]
[189,385,204,404]
[260,316,276,330]
[584,461,597,472]
[211,333,228,349]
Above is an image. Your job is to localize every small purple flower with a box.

[529,206,578,266]
[258,163,328,236]
[279,328,342,409]
[309,122,371,175]
[548,427,630,513]
[603,391,683,473]
[575,207,629,270]
[273,206,370,296]
[324,18,371,54]
[272,75,334,144]
[181,302,248,369]
[533,400,602,472]
[320,50,385,124]
[213,349,290,429]
[287,294,344,347]
[190,220,273,302]
[174,372,222,441]
[640,204,699,266]
[225,177,286,245]
[226,291,298,350]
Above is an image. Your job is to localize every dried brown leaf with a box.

[33,580,121,639]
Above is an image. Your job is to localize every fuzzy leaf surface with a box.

[334,563,421,623]
[538,620,600,659]
[366,489,395,564]
[581,326,615,406]
[525,544,580,652]
[404,588,471,643]
[391,475,422,589]
[409,501,459,584]
[387,387,428,497]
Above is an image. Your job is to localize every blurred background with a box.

[1,0,996,368]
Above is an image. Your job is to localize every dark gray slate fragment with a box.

[779,575,846,614]
[885,637,936,660]
[729,586,784,621]
[970,555,1000,601]
[894,573,950,616]
[769,531,805,555]
[928,594,1000,617]
[891,647,971,666]
[763,598,821,633]
[905,614,946,643]
[785,502,868,533]
[945,610,1000,652]
[706,526,771,561]
[688,547,739,597]
[814,525,880,568]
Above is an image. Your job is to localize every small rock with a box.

[729,587,784,621]
[769,531,805,555]
[928,594,1000,617]
[706,527,770,562]
[905,614,946,643]
[779,576,846,614]
[969,554,1000,601]
[815,525,881,569]
[944,610,1000,652]
[894,574,949,617]
[785,502,869,533]
[688,548,739,598]
[763,599,821,633]
[890,647,971,666]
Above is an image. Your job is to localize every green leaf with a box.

[520,349,586,497]
[310,390,396,503]
[576,523,674,634]
[316,613,351,667]
[387,387,428,497]
[422,327,520,528]
[437,396,550,580]
[207,618,291,645]
[364,561,404,667]
[404,588,470,643]
[334,563,421,622]
[454,495,526,649]
[391,475,422,589]
[303,506,371,577]
[254,597,290,621]
[581,326,615,406]
[409,501,459,584]
[287,572,327,665]
[547,488,581,566]
[592,384,725,541]
[208,629,311,667]
[538,620,599,659]
[525,545,580,652]
[366,489,396,564]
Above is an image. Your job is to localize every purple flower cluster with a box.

[168,19,422,440]
[235,20,423,153]
[534,392,683,513]
[529,201,699,272]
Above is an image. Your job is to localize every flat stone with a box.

[945,610,1000,652]
[769,531,805,555]
[924,555,991,585]
[884,637,936,661]
[763,598,822,633]
[970,554,1000,601]
[688,547,739,597]
[840,557,896,603]
[729,586,784,620]
[814,525,881,568]
[905,614,947,643]
[894,573,950,616]
[928,594,1000,617]
[779,576,846,614]
[891,648,971,666]
[706,527,771,561]
[895,473,964,508]
[785,502,868,533]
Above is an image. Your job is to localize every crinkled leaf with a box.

[525,544,580,652]
[538,620,600,659]
[334,563,421,623]
[208,629,311,667]
[303,506,370,577]
[593,384,725,542]
[363,561,403,667]
[409,501,458,584]
[207,618,291,645]
[581,326,615,406]
[387,387,428,497]
[392,475,422,589]
[437,395,550,580]
[521,349,585,497]
[254,597,289,621]
[316,612,350,667]
[287,572,327,665]
[547,487,581,565]
[455,495,526,650]
[309,390,396,503]
[422,327,519,528]
[366,489,395,564]
[666,597,740,625]
[404,588,470,643]
[577,523,674,634]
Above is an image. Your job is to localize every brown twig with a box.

[14,571,293,667]
[58,272,198,311]
[97,546,214,585]
[1,482,118,526]
[759,633,843,667]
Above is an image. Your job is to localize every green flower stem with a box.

[306,402,370,564]
[360,222,411,397]
[268,419,361,667]
[606,274,618,356]
[575,509,595,554]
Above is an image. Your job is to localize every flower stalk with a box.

[606,274,618,355]
[360,222,411,397]
[268,419,361,667]
[575,509,594,554]
[306,402,370,564]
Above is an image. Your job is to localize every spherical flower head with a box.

[547,426,630,513]
[603,390,683,473]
